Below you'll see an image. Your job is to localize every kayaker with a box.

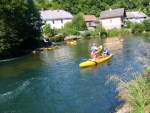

[102,47,110,58]
[91,51,98,59]
[91,44,98,53]
[118,35,123,42]
[91,44,98,59]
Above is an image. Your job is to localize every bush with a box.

[143,20,150,32]
[131,22,145,33]
[80,31,91,38]
[51,35,65,42]
[125,20,132,28]
[60,29,79,36]
[42,24,53,37]
[107,28,120,36]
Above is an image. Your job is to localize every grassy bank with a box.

[115,70,150,113]
[111,40,150,113]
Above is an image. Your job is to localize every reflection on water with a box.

[0,36,149,113]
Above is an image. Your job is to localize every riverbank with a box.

[115,69,150,113]
[116,103,133,113]
[0,49,36,60]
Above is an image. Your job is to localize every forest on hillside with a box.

[34,0,150,17]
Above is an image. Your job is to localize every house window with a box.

[110,19,112,23]
[61,20,63,23]
[61,26,63,28]
[53,27,55,29]
[52,20,55,24]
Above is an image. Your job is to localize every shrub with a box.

[107,28,120,36]
[60,29,79,36]
[42,24,53,37]
[80,31,91,38]
[51,35,65,42]
[143,20,150,32]
[125,20,132,28]
[131,22,145,33]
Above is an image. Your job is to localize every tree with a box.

[43,24,53,37]
[72,13,87,31]
[0,0,42,59]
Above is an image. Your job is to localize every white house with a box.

[125,11,148,23]
[99,8,126,30]
[39,9,73,29]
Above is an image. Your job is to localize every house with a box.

[83,15,100,29]
[39,9,73,29]
[99,8,126,30]
[125,11,148,23]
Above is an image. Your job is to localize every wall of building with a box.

[101,17,122,30]
[43,18,72,29]
[126,18,146,23]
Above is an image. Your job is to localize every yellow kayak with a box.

[79,54,113,67]
[119,38,124,42]
[66,41,77,45]
[39,46,58,50]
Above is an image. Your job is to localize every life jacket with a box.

[91,53,98,59]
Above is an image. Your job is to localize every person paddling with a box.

[91,44,98,53]
[102,47,110,58]
[91,44,98,59]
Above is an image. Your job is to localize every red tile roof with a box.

[83,15,97,20]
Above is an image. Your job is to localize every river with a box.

[0,35,149,113]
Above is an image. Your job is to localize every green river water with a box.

[0,35,150,113]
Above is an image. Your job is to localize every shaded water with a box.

[0,36,149,113]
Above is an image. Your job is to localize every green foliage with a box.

[34,0,52,10]
[50,35,65,42]
[105,28,130,37]
[90,31,99,37]
[143,20,150,32]
[131,22,145,33]
[71,14,87,31]
[64,22,73,29]
[50,0,150,16]
[60,29,79,36]
[96,24,106,32]
[96,24,107,37]
[80,31,91,38]
[126,20,132,28]
[147,66,150,72]
[43,24,53,37]
[0,0,42,59]
[53,29,61,36]
[118,75,150,113]
[107,28,120,36]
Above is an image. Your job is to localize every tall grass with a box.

[110,40,150,113]
[116,75,150,113]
